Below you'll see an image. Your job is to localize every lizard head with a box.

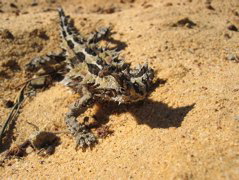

[115,63,154,103]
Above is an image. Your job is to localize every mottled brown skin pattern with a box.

[25,8,155,148]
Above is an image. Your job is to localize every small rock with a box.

[226,54,239,62]
[26,146,34,154]
[164,2,173,7]
[42,8,54,12]
[39,32,49,40]
[0,29,14,40]
[30,77,46,88]
[205,0,215,10]
[3,100,14,108]
[205,4,215,10]
[22,11,29,14]
[10,3,18,9]
[46,0,56,3]
[14,10,20,16]
[91,5,121,14]
[31,2,38,6]
[29,29,49,40]
[39,160,45,164]
[172,17,197,28]
[31,0,38,6]
[233,11,239,17]
[120,0,135,3]
[227,24,238,32]
[223,33,231,39]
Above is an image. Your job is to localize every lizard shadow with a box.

[94,79,195,129]
[95,100,194,129]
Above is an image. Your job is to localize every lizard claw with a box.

[75,131,97,150]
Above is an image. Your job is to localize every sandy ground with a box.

[0,0,239,179]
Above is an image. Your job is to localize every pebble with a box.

[29,29,49,40]
[10,3,18,9]
[0,29,14,40]
[3,100,14,108]
[30,77,46,88]
[227,24,238,32]
[226,54,239,62]
[172,17,197,28]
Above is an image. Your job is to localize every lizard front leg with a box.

[87,27,111,44]
[65,87,97,149]
[25,50,66,74]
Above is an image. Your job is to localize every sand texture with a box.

[0,0,239,179]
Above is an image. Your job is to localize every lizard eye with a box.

[73,76,83,82]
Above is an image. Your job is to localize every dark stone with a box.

[228,24,238,32]
[0,29,14,40]
[3,100,14,108]
[172,17,197,28]
[10,3,18,9]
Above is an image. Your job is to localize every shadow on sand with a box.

[95,100,194,129]
[0,118,16,153]
[95,79,195,129]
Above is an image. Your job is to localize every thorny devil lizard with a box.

[25,8,155,149]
